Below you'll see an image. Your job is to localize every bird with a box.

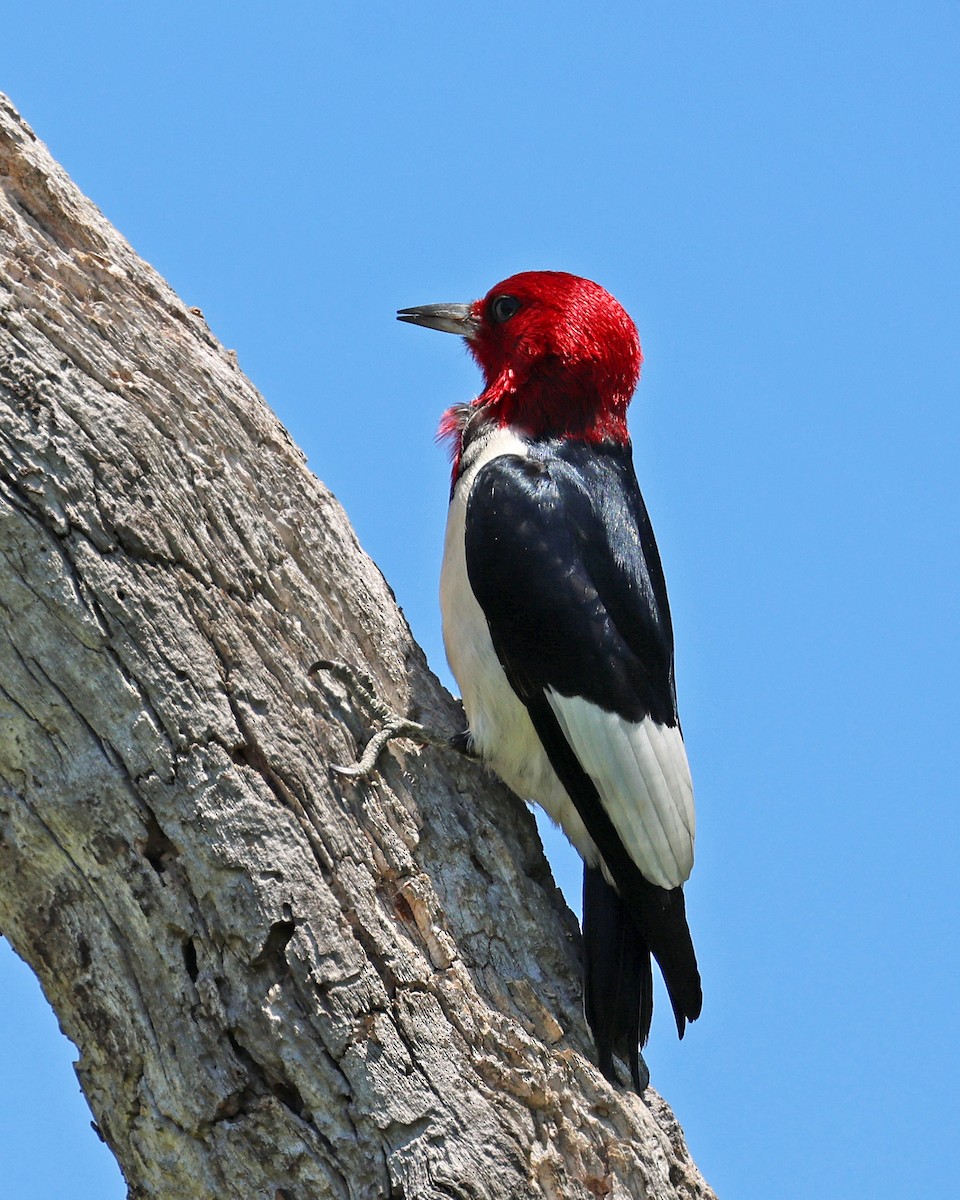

[396,270,701,1090]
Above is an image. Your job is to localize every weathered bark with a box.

[0,94,715,1200]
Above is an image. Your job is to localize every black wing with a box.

[467,439,678,725]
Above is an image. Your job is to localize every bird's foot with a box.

[309,658,473,778]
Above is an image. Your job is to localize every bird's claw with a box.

[328,761,362,778]
[309,658,467,779]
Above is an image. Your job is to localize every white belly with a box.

[439,427,600,866]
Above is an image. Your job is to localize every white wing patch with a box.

[546,690,695,889]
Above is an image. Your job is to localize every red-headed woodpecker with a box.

[397,271,701,1089]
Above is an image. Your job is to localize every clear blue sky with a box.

[2,4,958,1196]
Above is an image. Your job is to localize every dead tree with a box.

[0,95,716,1200]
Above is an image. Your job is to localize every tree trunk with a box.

[0,94,716,1200]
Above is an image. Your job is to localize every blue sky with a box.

[2,4,958,1196]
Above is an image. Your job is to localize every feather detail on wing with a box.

[546,691,694,889]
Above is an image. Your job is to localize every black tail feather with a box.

[582,864,700,1087]
[583,865,651,1090]
[632,873,702,1037]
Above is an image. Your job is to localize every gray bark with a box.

[0,94,716,1200]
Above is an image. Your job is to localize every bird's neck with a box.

[440,375,629,491]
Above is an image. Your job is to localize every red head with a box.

[399,270,643,449]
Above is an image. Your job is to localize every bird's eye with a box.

[489,294,521,324]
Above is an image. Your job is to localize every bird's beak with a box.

[397,302,479,339]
